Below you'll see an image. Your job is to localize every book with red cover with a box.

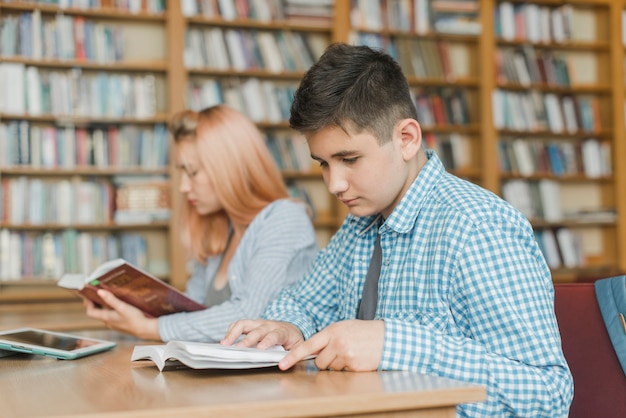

[58,259,205,317]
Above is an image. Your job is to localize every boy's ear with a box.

[396,119,422,161]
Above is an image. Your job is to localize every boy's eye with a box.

[318,161,328,168]
[343,157,358,164]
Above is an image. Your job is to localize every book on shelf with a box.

[58,258,205,317]
[131,341,312,371]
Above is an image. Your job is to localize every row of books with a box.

[0,229,153,281]
[187,77,297,124]
[2,176,114,225]
[492,90,602,134]
[350,0,480,35]
[3,0,165,13]
[1,176,171,225]
[502,179,564,223]
[498,138,611,179]
[423,132,472,172]
[184,27,327,73]
[413,87,471,127]
[265,132,312,173]
[181,0,333,26]
[495,2,577,43]
[0,63,159,118]
[352,35,462,82]
[535,228,584,269]
[496,46,571,87]
[0,11,125,62]
[112,175,171,224]
[0,121,169,169]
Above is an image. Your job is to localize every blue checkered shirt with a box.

[264,150,574,417]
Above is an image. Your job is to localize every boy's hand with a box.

[281,319,384,372]
[222,319,384,372]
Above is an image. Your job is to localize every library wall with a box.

[1,0,626,307]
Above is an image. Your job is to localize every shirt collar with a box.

[351,149,445,235]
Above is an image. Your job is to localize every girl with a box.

[85,105,318,342]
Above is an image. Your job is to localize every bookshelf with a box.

[177,0,343,246]
[344,0,626,282]
[0,0,174,302]
[2,0,626,311]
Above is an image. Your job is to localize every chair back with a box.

[553,283,626,418]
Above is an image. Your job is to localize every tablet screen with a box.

[0,328,116,359]
[1,329,100,351]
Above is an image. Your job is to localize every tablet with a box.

[0,327,116,360]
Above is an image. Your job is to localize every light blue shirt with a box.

[159,199,318,343]
[263,151,574,417]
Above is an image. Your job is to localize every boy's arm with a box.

[380,221,573,417]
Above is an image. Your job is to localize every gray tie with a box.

[357,226,382,320]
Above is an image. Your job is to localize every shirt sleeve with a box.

[262,220,352,338]
[380,220,574,417]
[158,200,318,343]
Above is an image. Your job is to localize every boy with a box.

[222,43,573,417]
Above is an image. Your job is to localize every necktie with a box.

[357,225,382,320]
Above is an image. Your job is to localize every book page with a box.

[131,341,296,372]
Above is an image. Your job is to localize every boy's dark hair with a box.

[289,43,418,143]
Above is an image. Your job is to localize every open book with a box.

[58,258,205,317]
[131,341,293,371]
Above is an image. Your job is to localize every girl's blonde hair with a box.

[169,105,289,262]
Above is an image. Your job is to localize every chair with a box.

[553,283,626,418]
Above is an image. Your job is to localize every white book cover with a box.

[131,341,308,372]
[544,93,564,133]
[26,66,42,115]
[550,8,565,43]
[257,32,284,73]
[241,78,266,122]
[512,53,531,86]
[502,180,535,220]
[581,139,602,179]
[561,96,578,133]
[199,79,223,109]
[261,80,283,124]
[185,29,203,68]
[0,63,26,113]
[539,7,551,43]
[224,29,248,71]
[556,228,580,268]
[524,4,540,43]
[0,229,11,280]
[538,179,562,222]
[218,0,238,20]
[9,231,21,280]
[512,139,534,176]
[30,126,42,168]
[492,90,505,129]
[205,29,230,70]
[0,124,6,166]
[181,0,198,17]
[31,9,42,59]
[540,230,562,269]
[498,2,515,40]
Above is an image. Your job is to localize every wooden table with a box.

[0,301,105,332]
[0,330,486,418]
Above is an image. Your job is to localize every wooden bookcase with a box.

[1,0,626,310]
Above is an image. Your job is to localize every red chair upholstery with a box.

[553,283,626,417]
